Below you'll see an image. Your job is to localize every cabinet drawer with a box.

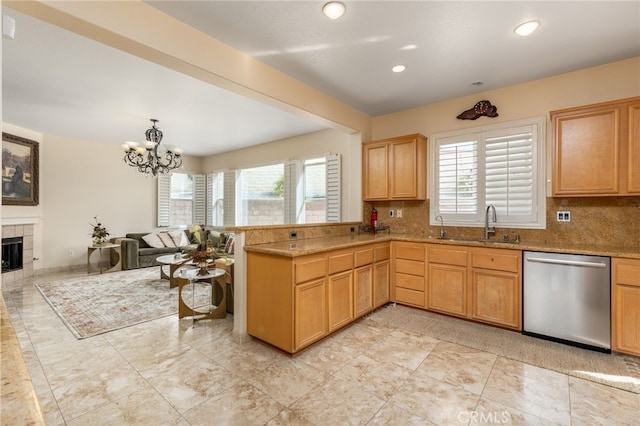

[395,243,425,261]
[354,248,374,268]
[614,258,640,287]
[429,246,468,266]
[374,245,390,262]
[472,249,520,273]
[295,256,327,283]
[395,287,425,307]
[329,252,354,275]
[395,273,425,291]
[396,259,425,276]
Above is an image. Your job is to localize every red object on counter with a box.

[370,207,378,233]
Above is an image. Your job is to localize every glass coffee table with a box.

[155,254,190,288]
[177,267,227,323]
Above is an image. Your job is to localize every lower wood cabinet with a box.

[294,278,327,350]
[612,257,640,356]
[470,248,521,330]
[392,241,426,307]
[328,270,354,332]
[247,242,390,354]
[373,259,390,308]
[427,245,468,317]
[354,265,373,318]
[392,243,522,331]
[428,263,467,317]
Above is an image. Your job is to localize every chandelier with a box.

[122,119,183,176]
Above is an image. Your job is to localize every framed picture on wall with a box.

[2,132,39,206]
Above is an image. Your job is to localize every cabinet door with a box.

[613,285,640,355]
[471,269,521,330]
[363,142,389,200]
[294,279,327,351]
[390,137,426,200]
[612,257,640,355]
[553,107,620,195]
[428,264,467,317]
[354,266,373,318]
[373,260,390,308]
[328,271,354,332]
[628,103,640,193]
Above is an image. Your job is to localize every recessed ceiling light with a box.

[392,65,406,73]
[514,20,540,36]
[400,44,418,51]
[322,2,346,20]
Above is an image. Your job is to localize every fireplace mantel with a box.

[1,217,40,226]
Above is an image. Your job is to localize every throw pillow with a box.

[142,233,165,248]
[169,230,189,247]
[188,224,202,243]
[158,232,176,247]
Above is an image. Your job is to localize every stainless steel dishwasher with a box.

[523,251,611,352]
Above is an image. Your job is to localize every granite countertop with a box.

[244,232,640,259]
[0,295,45,425]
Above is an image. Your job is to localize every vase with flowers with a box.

[90,216,110,246]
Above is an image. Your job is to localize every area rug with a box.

[36,268,212,339]
[369,304,640,394]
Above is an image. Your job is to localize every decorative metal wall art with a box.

[457,100,499,120]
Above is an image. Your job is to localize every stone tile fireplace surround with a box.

[1,223,34,285]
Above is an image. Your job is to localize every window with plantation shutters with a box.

[484,126,536,223]
[325,153,341,222]
[223,170,236,227]
[193,174,206,225]
[157,174,171,227]
[431,117,545,229]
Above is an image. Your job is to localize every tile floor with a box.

[2,269,639,425]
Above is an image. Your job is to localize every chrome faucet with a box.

[484,204,497,239]
[435,215,446,239]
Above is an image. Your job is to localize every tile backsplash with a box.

[364,197,640,247]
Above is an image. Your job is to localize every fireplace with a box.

[2,237,23,273]
[1,221,35,284]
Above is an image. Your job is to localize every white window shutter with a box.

[157,174,171,227]
[436,138,479,217]
[326,154,341,222]
[284,161,300,224]
[193,174,206,225]
[485,126,535,223]
[223,170,236,227]
[206,173,214,226]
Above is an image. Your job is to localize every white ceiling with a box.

[3,1,640,157]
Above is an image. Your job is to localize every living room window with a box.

[430,117,546,229]
[157,172,206,227]
[158,154,341,227]
[237,163,285,226]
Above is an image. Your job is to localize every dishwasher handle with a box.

[525,256,608,268]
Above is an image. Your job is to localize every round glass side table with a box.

[177,267,226,325]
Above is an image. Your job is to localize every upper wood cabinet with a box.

[551,96,640,196]
[363,134,427,201]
